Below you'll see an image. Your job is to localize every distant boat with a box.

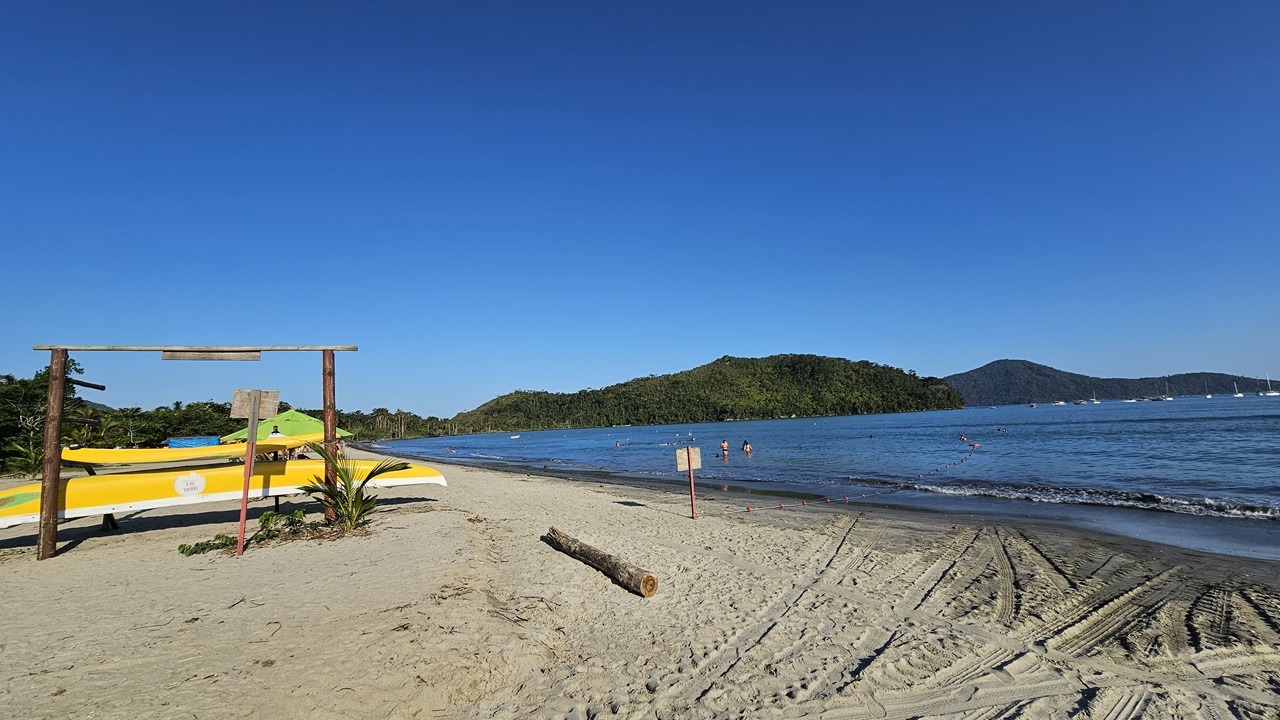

[509,434,521,439]
[1028,403,1037,408]
[1091,394,1100,404]
[1205,381,1212,399]
[1051,401,1067,406]
[1266,374,1280,397]
[1123,398,1138,403]
[1074,400,1088,405]
[1234,382,1245,398]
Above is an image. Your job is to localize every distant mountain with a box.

[452,354,964,431]
[945,360,1269,406]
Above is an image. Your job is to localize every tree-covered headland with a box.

[0,354,962,474]
[453,354,963,430]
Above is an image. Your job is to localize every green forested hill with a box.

[944,359,1268,406]
[452,354,963,431]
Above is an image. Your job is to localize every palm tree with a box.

[298,443,409,531]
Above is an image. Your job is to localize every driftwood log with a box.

[545,527,658,597]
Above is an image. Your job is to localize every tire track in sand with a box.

[650,514,862,708]
[817,528,987,702]
[1088,686,1152,720]
[1007,530,1076,594]
[988,530,1017,626]
[1040,567,1183,656]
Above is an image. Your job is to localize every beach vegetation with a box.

[448,354,965,431]
[298,442,410,531]
[2,355,969,457]
[4,441,42,479]
[0,361,84,473]
[177,509,323,556]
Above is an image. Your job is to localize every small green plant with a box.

[177,510,320,556]
[298,442,409,531]
[178,534,237,556]
[254,509,310,540]
[4,442,42,479]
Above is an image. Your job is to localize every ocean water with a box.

[376,396,1280,557]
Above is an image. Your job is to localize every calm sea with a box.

[375,396,1280,558]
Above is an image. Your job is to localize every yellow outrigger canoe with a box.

[61,433,330,465]
[0,459,446,529]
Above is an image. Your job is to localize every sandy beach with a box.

[2,450,1279,720]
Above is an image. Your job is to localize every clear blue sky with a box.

[4,2,1278,416]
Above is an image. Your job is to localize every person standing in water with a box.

[742,440,752,456]
[720,439,729,458]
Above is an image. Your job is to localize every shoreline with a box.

[2,452,1278,718]
[358,445,1280,562]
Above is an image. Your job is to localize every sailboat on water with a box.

[1234,382,1245,398]
[1205,382,1212,399]
[1265,374,1280,397]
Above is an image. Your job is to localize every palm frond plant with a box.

[298,442,410,531]
[5,441,43,479]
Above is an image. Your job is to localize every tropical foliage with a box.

[451,354,964,431]
[298,442,410,531]
[0,363,259,473]
[4,442,42,479]
[177,509,321,556]
[2,354,964,468]
[1,361,85,474]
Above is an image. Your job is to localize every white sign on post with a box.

[676,446,702,472]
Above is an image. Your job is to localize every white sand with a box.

[2,452,1279,719]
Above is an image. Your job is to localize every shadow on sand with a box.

[0,495,442,555]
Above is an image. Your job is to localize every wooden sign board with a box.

[230,390,279,419]
[163,351,262,361]
[676,447,702,472]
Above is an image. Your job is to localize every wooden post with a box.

[37,349,68,560]
[322,349,337,523]
[677,446,701,520]
[545,527,658,597]
[236,390,261,557]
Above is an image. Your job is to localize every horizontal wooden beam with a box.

[162,351,261,361]
[33,345,358,352]
[66,377,107,391]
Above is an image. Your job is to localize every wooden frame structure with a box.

[30,345,357,560]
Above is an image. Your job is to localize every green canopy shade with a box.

[221,408,353,442]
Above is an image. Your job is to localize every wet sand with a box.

[2,452,1278,719]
